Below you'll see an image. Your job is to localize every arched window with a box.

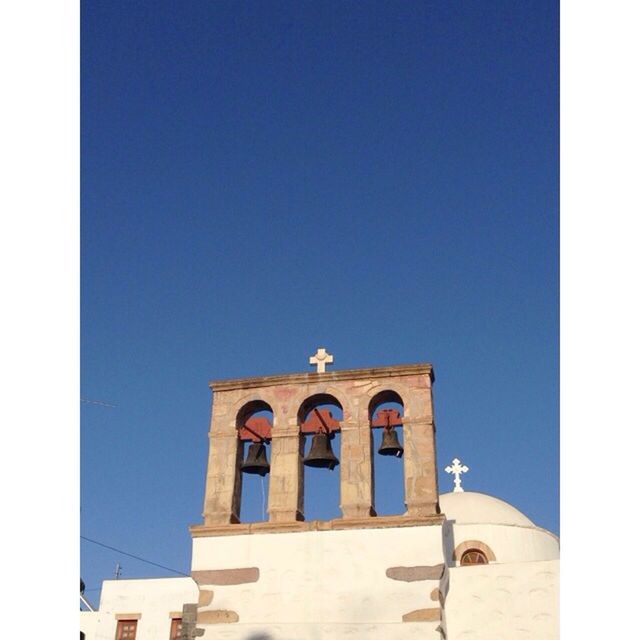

[369,390,405,516]
[236,400,273,523]
[460,549,488,565]
[298,394,342,521]
[452,540,496,565]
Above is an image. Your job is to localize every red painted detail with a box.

[274,386,296,399]
[300,407,341,434]
[238,416,272,442]
[371,408,403,428]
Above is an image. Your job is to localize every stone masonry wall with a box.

[200,364,439,526]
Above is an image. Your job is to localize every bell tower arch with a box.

[198,359,440,529]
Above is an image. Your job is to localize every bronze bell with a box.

[303,432,339,470]
[241,442,270,476]
[378,427,404,457]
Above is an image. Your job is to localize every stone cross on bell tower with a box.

[309,347,334,373]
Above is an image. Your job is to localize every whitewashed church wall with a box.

[191,525,446,637]
[444,558,559,640]
[448,523,559,565]
[80,611,100,639]
[89,576,199,640]
[193,621,441,639]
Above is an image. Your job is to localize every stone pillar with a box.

[403,417,439,517]
[339,421,375,518]
[268,426,304,522]
[202,396,243,525]
[402,373,440,517]
[202,433,243,524]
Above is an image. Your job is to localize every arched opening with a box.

[369,390,405,516]
[452,540,496,565]
[460,549,488,565]
[298,394,343,521]
[236,400,273,523]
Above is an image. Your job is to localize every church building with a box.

[80,352,559,640]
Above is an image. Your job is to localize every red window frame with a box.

[170,617,182,640]
[116,619,138,640]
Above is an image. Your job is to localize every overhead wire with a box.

[80,535,189,576]
[81,398,117,408]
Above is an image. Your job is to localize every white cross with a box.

[309,347,334,373]
[445,458,469,492]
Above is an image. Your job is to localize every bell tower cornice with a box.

[209,362,434,392]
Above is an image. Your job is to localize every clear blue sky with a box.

[81,0,558,601]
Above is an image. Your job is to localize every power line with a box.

[80,535,189,576]
[81,398,117,408]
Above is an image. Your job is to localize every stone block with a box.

[386,565,445,581]
[196,609,239,624]
[402,607,441,622]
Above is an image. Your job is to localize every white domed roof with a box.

[439,491,535,527]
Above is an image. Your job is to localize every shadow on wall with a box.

[245,634,273,640]
[442,519,456,567]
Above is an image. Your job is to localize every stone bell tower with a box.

[198,354,440,528]
[188,352,447,639]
